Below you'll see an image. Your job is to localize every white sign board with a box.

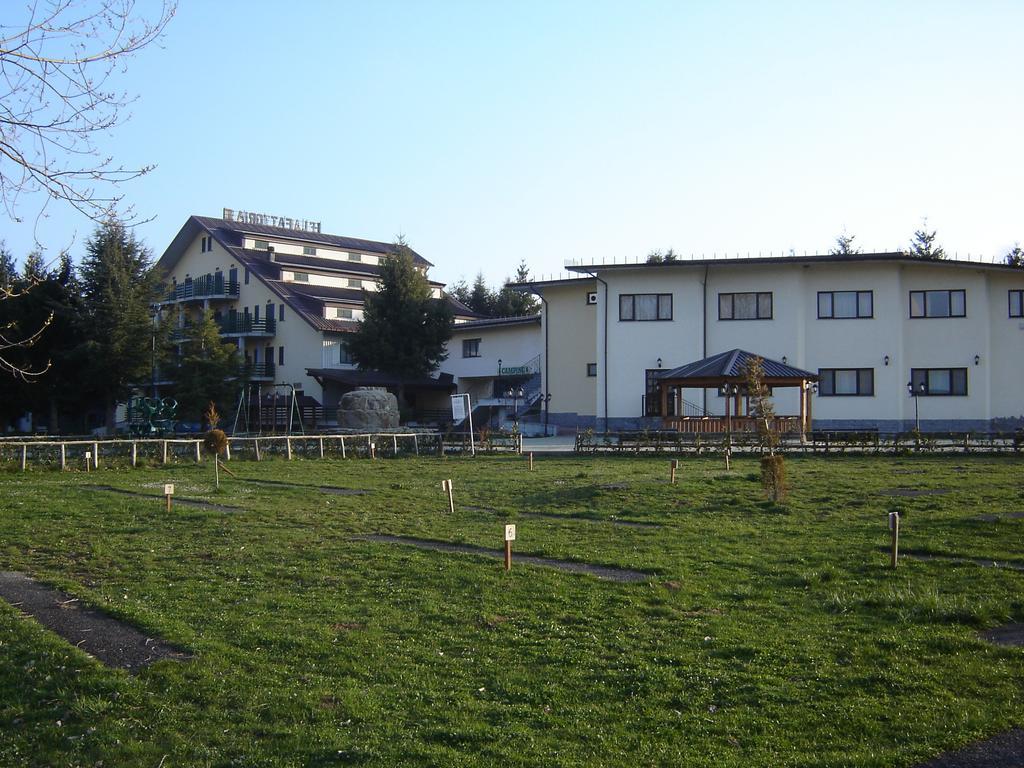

[505,524,517,542]
[164,484,175,496]
[85,451,92,460]
[451,395,467,422]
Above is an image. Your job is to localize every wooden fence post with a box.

[319,437,324,459]
[286,437,292,461]
[162,440,168,464]
[413,434,419,455]
[131,442,137,468]
[340,436,346,459]
[21,444,27,472]
[393,434,398,456]
[93,442,99,469]
[60,443,66,471]
[255,439,261,461]
[194,440,201,463]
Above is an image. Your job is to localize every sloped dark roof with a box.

[193,215,432,265]
[306,368,456,391]
[658,349,816,381]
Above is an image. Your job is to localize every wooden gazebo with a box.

[655,349,818,435]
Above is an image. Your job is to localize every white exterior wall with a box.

[162,234,327,402]
[543,281,597,421]
[583,259,1024,430]
[444,323,541,384]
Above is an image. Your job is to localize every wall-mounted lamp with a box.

[657,357,663,369]
[884,355,890,366]
[782,355,788,365]
[974,354,980,366]
[497,358,502,374]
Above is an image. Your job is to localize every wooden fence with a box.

[0,431,524,471]
[575,430,1023,455]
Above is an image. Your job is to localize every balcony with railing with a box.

[246,361,276,381]
[220,315,276,337]
[161,273,240,304]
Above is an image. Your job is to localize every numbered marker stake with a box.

[84,450,92,473]
[889,511,900,568]
[442,479,455,513]
[164,483,175,512]
[504,524,516,571]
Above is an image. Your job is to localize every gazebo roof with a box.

[657,349,817,382]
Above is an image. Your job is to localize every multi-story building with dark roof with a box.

[155,212,478,424]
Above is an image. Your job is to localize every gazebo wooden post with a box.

[799,383,807,439]
[660,382,669,420]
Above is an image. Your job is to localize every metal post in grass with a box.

[889,511,900,568]
[131,442,137,468]
[93,442,99,469]
[504,524,516,571]
[413,434,419,455]
[528,451,534,471]
[254,439,261,461]
[286,437,292,461]
[60,443,66,471]
[162,440,168,464]
[319,437,324,459]
[393,434,398,456]
[340,436,346,459]
[21,444,26,472]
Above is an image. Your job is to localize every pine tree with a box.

[346,239,453,377]
[78,219,164,430]
[1004,243,1024,267]
[492,260,539,317]
[468,273,495,315]
[170,310,240,424]
[830,233,860,256]
[906,224,946,260]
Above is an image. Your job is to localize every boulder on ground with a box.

[337,387,399,430]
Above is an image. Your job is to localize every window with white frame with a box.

[818,368,874,396]
[303,246,317,256]
[818,291,873,319]
[462,338,481,358]
[348,252,362,262]
[910,367,968,395]
[254,239,270,251]
[348,278,362,288]
[292,272,309,282]
[619,293,672,321]
[719,292,772,320]
[909,289,965,318]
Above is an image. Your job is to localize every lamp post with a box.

[907,380,925,432]
[506,386,524,429]
[719,382,739,446]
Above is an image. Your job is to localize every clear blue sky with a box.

[5,1,1023,286]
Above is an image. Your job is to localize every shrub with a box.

[760,454,786,502]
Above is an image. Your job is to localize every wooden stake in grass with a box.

[84,450,91,473]
[442,479,455,513]
[370,442,376,460]
[528,452,534,471]
[670,459,679,484]
[889,511,900,568]
[504,524,516,571]
[725,448,731,471]
[164,483,174,513]
[203,402,228,489]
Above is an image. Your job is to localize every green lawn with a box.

[0,453,1021,767]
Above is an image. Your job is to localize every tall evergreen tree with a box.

[169,310,241,424]
[78,219,164,430]
[0,243,16,291]
[468,273,495,315]
[346,239,453,377]
[492,260,540,316]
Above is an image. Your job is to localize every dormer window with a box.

[254,239,270,251]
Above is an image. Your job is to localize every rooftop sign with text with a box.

[222,208,321,233]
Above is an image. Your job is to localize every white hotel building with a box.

[501,253,1024,433]
[156,213,477,421]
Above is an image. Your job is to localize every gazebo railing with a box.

[662,415,802,434]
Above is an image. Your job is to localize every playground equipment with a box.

[128,397,178,437]
[232,383,305,436]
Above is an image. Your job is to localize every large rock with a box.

[337,387,399,430]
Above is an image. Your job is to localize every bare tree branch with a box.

[0,0,176,233]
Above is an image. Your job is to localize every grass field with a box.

[0,453,1021,767]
